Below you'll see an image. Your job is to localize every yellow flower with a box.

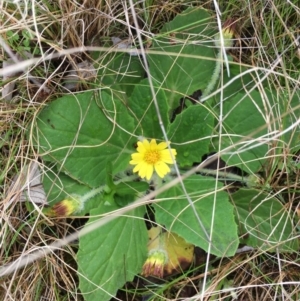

[129,139,177,180]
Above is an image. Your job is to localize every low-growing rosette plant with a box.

[30,7,300,301]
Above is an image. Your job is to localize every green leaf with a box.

[102,162,117,205]
[34,90,135,187]
[230,189,298,252]
[115,181,149,198]
[148,7,216,110]
[95,51,144,97]
[128,79,170,137]
[276,89,300,150]
[167,104,214,166]
[217,63,259,100]
[212,90,269,173]
[111,181,149,207]
[78,204,148,301]
[105,162,115,192]
[210,88,300,173]
[154,176,239,257]
[160,7,215,38]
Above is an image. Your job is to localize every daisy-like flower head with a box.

[129,139,177,180]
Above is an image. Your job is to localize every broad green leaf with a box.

[212,90,269,173]
[216,63,259,100]
[34,90,135,187]
[167,104,214,166]
[230,189,298,252]
[154,176,239,257]
[148,7,217,110]
[160,7,215,38]
[78,204,147,301]
[114,181,149,208]
[276,89,300,150]
[128,79,170,138]
[94,50,144,97]
[210,88,300,173]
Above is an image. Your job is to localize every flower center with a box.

[144,150,161,165]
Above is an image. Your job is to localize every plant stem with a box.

[81,185,105,203]
[201,50,222,98]
[194,168,264,189]
[81,175,139,203]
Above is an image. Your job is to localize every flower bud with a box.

[142,226,194,278]
[142,249,168,278]
[47,195,82,217]
[214,19,236,49]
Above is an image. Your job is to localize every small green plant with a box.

[6,29,41,55]
[30,7,299,301]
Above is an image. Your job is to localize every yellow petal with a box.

[160,149,176,164]
[149,139,158,150]
[137,140,147,153]
[156,141,169,150]
[137,162,152,179]
[145,164,154,180]
[133,163,143,173]
[154,161,170,178]
[130,153,143,163]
